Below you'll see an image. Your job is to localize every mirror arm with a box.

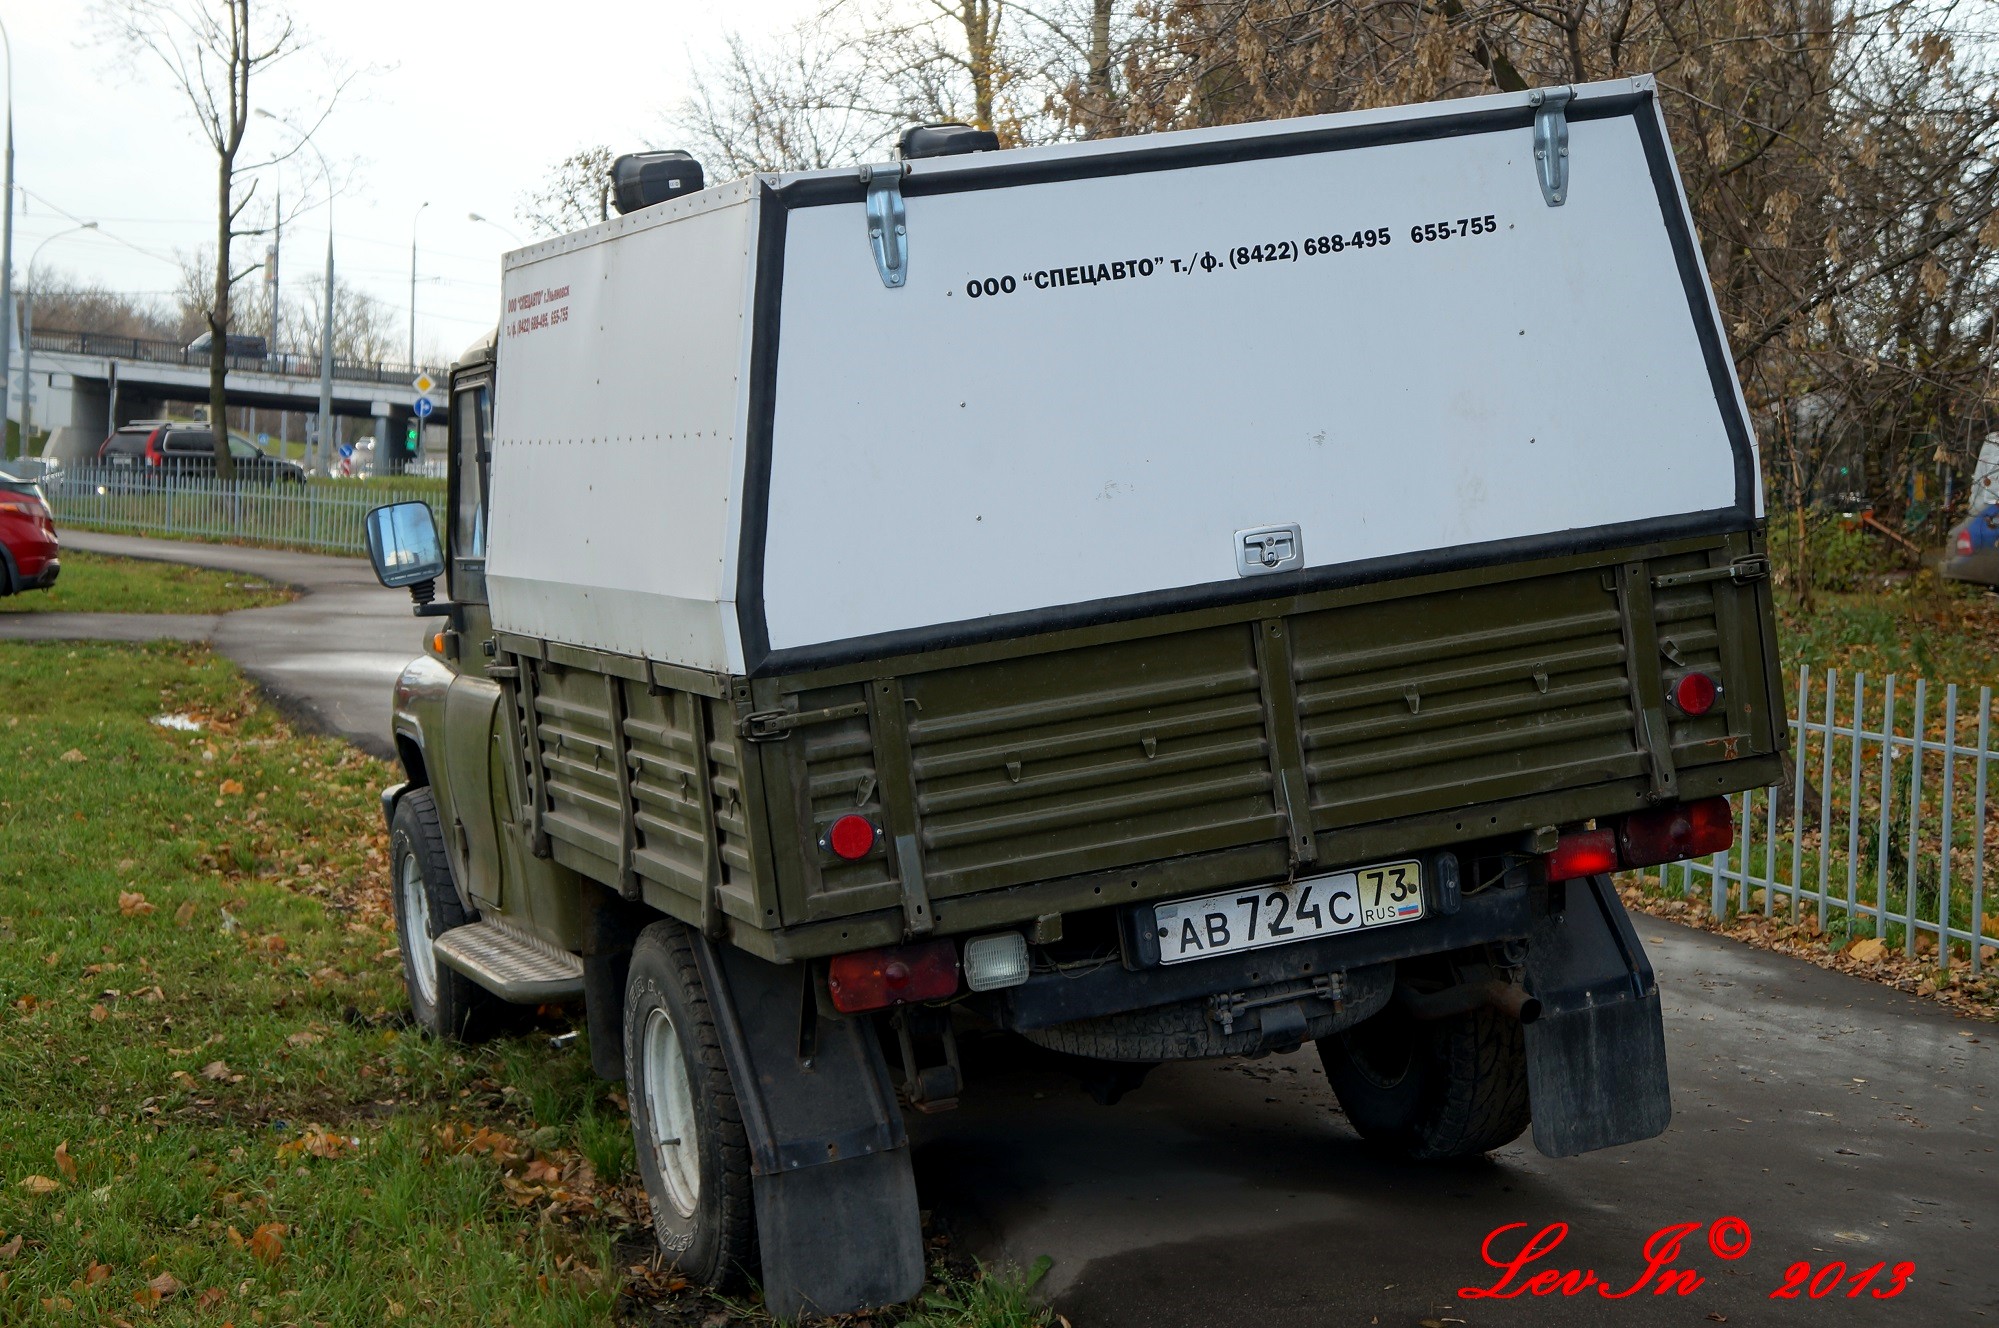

[405,578,461,623]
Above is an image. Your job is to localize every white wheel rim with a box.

[399,850,439,1007]
[642,1005,700,1217]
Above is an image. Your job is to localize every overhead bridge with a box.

[18,329,452,463]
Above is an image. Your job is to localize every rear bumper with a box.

[988,877,1542,1032]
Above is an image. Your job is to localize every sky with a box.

[8,0,818,366]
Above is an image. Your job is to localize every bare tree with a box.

[519,146,618,237]
[673,28,897,177]
[17,269,182,341]
[278,273,398,365]
[95,0,338,477]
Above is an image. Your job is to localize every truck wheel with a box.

[390,788,506,1041]
[1317,1001,1530,1160]
[623,920,757,1288]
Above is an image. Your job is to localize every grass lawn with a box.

[1777,577,1999,690]
[0,642,1045,1327]
[0,551,295,617]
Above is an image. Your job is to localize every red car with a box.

[0,470,59,594]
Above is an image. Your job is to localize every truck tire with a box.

[1317,1000,1529,1160]
[623,920,757,1289]
[390,788,507,1041]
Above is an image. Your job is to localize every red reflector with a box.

[1959,530,1975,556]
[826,814,877,861]
[826,939,959,1014]
[1618,797,1735,868]
[1546,828,1619,882]
[1670,671,1721,717]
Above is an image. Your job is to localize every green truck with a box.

[364,77,1783,1316]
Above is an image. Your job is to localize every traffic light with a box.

[403,421,419,457]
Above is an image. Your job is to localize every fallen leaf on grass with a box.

[11,994,38,1012]
[89,1004,108,1023]
[40,1296,72,1313]
[132,1272,183,1307]
[0,1234,22,1262]
[118,892,156,917]
[17,1176,59,1195]
[59,749,86,763]
[174,901,198,926]
[248,1222,286,1264]
[285,1030,321,1047]
[200,1061,232,1082]
[1847,937,1888,963]
[260,935,286,954]
[83,1262,112,1286]
[54,1142,76,1181]
[195,1287,226,1310]
[218,778,244,797]
[278,1129,355,1162]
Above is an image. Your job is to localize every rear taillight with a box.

[1619,797,1734,868]
[824,814,878,861]
[1669,671,1721,717]
[1543,798,1737,882]
[826,939,959,1014]
[1959,530,1976,556]
[1545,828,1619,882]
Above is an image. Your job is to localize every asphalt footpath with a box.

[914,920,1997,1325]
[0,529,418,758]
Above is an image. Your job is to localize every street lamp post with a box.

[0,17,17,459]
[468,211,523,245]
[19,223,99,453]
[409,200,429,372]
[257,109,336,475]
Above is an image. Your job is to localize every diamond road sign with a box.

[412,373,436,395]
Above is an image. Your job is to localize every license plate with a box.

[1151,860,1425,965]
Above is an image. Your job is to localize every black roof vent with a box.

[897,123,1000,160]
[611,151,706,215]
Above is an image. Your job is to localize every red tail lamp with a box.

[1544,798,1737,882]
[826,939,959,1013]
[1670,671,1722,717]
[1545,828,1620,882]
[1959,530,1976,557]
[1619,796,1735,868]
[825,814,878,861]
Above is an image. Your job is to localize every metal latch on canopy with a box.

[1528,86,1574,207]
[860,162,910,288]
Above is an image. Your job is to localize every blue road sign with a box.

[414,395,434,420]
[339,443,354,459]
[257,433,270,447]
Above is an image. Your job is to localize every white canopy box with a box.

[486,75,1759,678]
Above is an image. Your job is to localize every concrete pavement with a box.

[916,919,1996,1325]
[6,529,418,758]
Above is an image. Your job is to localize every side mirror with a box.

[365,501,446,599]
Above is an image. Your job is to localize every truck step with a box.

[433,920,585,1003]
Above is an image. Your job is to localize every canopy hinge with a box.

[1528,86,1574,207]
[860,162,910,288]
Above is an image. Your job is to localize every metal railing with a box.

[1630,665,1998,972]
[48,464,445,556]
[27,327,442,389]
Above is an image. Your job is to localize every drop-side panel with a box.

[522,660,766,928]
[1290,567,1646,826]
[903,627,1283,900]
[754,535,1784,936]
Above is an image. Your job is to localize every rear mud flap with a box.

[1523,874,1671,1158]
[692,938,925,1318]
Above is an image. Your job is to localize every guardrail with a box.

[1630,665,1998,971]
[47,464,446,556]
[27,328,443,390]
